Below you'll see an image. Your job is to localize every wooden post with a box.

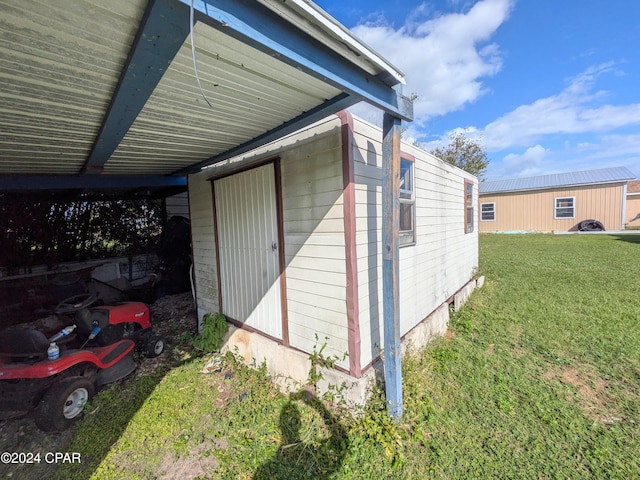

[382,112,403,419]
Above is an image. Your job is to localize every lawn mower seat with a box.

[0,328,50,357]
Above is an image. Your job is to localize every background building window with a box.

[399,157,415,245]
[555,197,575,219]
[465,180,474,233]
[481,202,495,221]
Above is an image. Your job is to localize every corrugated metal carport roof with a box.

[0,0,412,196]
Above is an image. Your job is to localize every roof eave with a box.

[480,178,634,195]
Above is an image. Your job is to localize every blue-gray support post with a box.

[382,112,403,419]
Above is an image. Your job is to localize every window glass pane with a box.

[466,206,474,232]
[481,203,494,221]
[465,182,474,233]
[556,208,574,218]
[466,183,473,206]
[400,159,412,199]
[400,202,413,232]
[555,197,574,218]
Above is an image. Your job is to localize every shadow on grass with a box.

[611,233,640,244]
[0,354,182,480]
[50,348,201,480]
[253,389,349,480]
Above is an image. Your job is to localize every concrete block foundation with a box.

[220,277,482,407]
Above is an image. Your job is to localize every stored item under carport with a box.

[0,294,164,431]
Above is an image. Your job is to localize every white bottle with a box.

[47,342,60,360]
[49,325,76,343]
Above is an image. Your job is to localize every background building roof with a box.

[480,166,636,195]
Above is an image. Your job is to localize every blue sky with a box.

[316,0,640,180]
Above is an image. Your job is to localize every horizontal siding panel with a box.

[288,300,348,329]
[285,256,346,274]
[351,116,478,367]
[286,267,346,287]
[284,218,345,234]
[285,276,346,299]
[283,202,344,222]
[286,233,345,247]
[284,243,345,260]
[287,288,346,315]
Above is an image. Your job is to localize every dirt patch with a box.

[156,441,220,480]
[543,365,619,424]
[0,292,198,479]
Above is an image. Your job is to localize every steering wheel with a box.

[55,293,97,315]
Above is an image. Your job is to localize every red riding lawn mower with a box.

[0,294,165,431]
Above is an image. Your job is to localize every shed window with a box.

[481,202,495,221]
[399,158,415,246]
[555,197,575,219]
[465,180,474,233]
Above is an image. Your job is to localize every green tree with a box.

[430,131,489,178]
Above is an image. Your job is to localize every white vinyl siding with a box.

[280,120,348,366]
[187,114,479,375]
[351,117,478,367]
[187,174,219,324]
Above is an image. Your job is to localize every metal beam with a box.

[182,0,413,122]
[176,93,358,174]
[0,175,186,191]
[81,0,190,175]
[382,112,403,419]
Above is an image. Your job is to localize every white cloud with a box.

[502,144,548,173]
[351,0,513,121]
[478,63,640,150]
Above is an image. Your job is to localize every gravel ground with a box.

[0,292,198,479]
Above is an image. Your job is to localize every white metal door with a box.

[214,164,282,339]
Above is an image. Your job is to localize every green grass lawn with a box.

[56,233,640,479]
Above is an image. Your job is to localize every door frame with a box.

[210,158,289,346]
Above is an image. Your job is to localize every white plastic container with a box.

[47,342,60,360]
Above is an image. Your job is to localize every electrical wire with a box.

[190,0,214,108]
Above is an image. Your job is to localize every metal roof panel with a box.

[480,167,636,194]
[0,0,409,190]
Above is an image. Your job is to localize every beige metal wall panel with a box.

[214,164,282,339]
[0,0,145,173]
[104,23,341,174]
[626,195,640,227]
[479,184,625,232]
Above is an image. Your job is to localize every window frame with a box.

[480,202,495,222]
[464,180,475,234]
[554,196,575,219]
[399,155,415,247]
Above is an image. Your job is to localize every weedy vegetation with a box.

[51,234,639,479]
